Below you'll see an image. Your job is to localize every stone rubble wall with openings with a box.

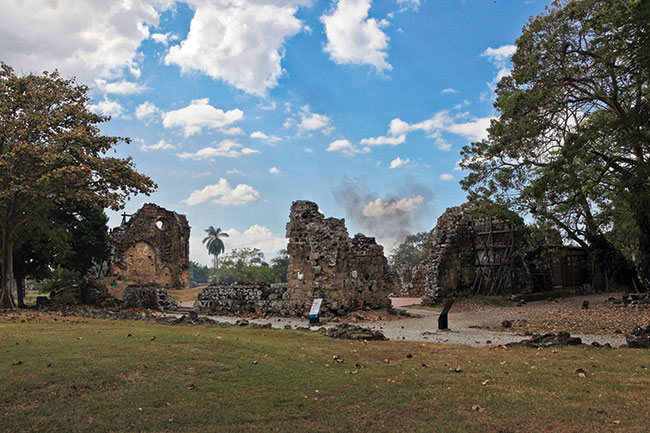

[110,203,190,289]
[194,283,288,316]
[122,284,179,311]
[283,200,394,316]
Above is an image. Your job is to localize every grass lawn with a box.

[1,312,649,433]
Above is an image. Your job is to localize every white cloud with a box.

[135,101,162,123]
[165,1,306,95]
[384,110,493,148]
[269,166,281,175]
[89,97,125,118]
[445,117,493,141]
[141,139,175,152]
[225,225,287,255]
[150,32,178,46]
[439,173,454,181]
[360,134,406,147]
[183,178,260,206]
[362,195,424,217]
[296,106,333,134]
[321,0,392,72]
[226,168,246,176]
[482,44,517,91]
[162,98,243,137]
[388,118,412,136]
[389,156,410,169]
[219,126,245,136]
[441,88,458,94]
[326,139,370,157]
[396,0,421,11]
[178,140,259,160]
[97,79,148,95]
[251,131,282,143]
[0,0,171,83]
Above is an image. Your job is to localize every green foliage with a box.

[389,232,430,268]
[270,249,289,283]
[460,0,650,286]
[188,260,210,286]
[217,248,288,284]
[202,226,229,272]
[0,62,156,308]
[37,267,81,294]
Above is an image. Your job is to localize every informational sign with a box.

[309,298,323,324]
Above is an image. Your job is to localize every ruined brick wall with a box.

[421,206,477,304]
[110,203,190,289]
[122,283,179,311]
[194,283,288,315]
[420,206,530,305]
[283,200,393,316]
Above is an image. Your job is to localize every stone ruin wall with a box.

[283,200,394,316]
[110,203,190,289]
[418,206,529,305]
[194,283,288,316]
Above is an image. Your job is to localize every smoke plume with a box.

[333,178,433,253]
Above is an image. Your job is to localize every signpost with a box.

[438,299,454,330]
[309,298,323,325]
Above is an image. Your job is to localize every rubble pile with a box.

[48,279,117,308]
[626,324,650,348]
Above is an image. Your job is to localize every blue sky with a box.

[1,0,549,265]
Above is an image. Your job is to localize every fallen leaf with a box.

[186,384,196,390]
[127,334,133,338]
[11,360,23,366]
[471,405,486,413]
[150,336,156,341]
[383,359,390,364]
[421,363,429,368]
[453,366,463,373]
[251,360,258,364]
[406,353,413,358]
[481,380,491,386]
[333,355,344,363]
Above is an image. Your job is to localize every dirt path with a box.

[169,294,639,347]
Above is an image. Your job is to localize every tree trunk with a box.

[16,275,25,308]
[587,233,642,292]
[630,189,650,287]
[214,255,219,281]
[0,233,16,309]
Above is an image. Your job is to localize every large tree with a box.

[460,0,649,289]
[0,63,156,308]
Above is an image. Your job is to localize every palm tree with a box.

[202,226,229,278]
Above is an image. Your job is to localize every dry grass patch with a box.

[1,312,649,432]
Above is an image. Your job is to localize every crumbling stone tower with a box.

[110,203,190,289]
[283,200,393,316]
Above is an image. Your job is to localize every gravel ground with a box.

[165,296,629,348]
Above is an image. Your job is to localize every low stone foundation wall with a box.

[194,282,288,315]
[122,284,178,311]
